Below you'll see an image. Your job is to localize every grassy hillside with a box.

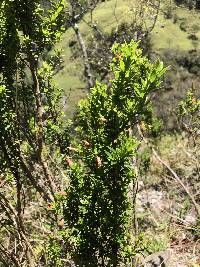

[55,0,200,116]
[153,5,200,50]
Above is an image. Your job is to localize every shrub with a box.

[188,33,198,40]
[180,21,188,32]
[63,41,166,266]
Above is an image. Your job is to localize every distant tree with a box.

[196,0,200,8]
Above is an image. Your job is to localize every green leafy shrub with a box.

[63,41,166,266]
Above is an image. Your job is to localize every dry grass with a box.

[136,133,200,266]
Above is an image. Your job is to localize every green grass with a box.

[152,16,194,51]
[153,5,200,51]
[55,1,200,115]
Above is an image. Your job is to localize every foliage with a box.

[63,41,166,266]
[0,0,69,265]
[179,20,188,32]
[138,147,152,176]
[2,0,199,265]
[178,87,200,137]
[140,103,164,138]
[46,238,63,267]
[179,88,200,116]
[175,50,200,75]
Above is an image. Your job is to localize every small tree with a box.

[63,41,166,266]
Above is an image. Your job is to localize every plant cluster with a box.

[63,41,166,266]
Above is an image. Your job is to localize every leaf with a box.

[120,60,125,71]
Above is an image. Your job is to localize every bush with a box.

[188,33,198,40]
[180,21,188,32]
[176,50,200,74]
[63,41,166,266]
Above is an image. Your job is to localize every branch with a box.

[71,23,95,89]
[148,0,161,33]
[28,54,57,197]
[19,154,54,202]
